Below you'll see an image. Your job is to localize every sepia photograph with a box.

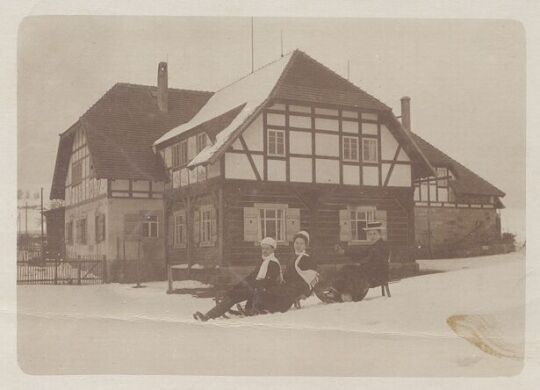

[15,15,526,377]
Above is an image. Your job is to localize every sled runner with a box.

[315,249,392,303]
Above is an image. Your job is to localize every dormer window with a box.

[172,140,188,167]
[196,133,207,153]
[436,167,450,187]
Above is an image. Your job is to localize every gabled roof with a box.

[411,133,505,197]
[50,83,212,200]
[154,49,434,178]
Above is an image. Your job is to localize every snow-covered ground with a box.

[17,250,525,376]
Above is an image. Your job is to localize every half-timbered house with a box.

[410,133,505,257]
[49,64,212,280]
[154,50,436,278]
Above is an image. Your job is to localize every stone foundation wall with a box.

[414,206,500,257]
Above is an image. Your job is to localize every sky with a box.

[17,16,525,238]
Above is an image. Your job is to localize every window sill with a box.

[199,241,216,248]
[348,240,372,246]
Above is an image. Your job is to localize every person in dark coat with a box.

[262,231,319,313]
[332,221,390,301]
[193,237,283,321]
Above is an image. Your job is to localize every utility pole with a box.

[251,17,254,73]
[280,29,284,57]
[40,187,44,257]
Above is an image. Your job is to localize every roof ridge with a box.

[115,82,213,95]
[411,132,505,196]
[209,50,295,95]
[293,50,391,111]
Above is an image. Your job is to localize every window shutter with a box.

[193,209,200,245]
[124,214,141,240]
[339,209,352,242]
[243,207,259,242]
[375,209,388,240]
[210,206,217,244]
[168,215,175,247]
[286,208,301,241]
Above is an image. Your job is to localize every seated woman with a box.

[193,237,283,321]
[262,231,319,313]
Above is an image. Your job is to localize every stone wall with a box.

[414,206,500,258]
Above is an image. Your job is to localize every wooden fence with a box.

[17,255,107,285]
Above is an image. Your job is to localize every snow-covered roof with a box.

[153,49,435,178]
[154,52,294,165]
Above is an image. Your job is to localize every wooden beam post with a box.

[217,186,224,266]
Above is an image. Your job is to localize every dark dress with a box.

[333,239,390,297]
[204,260,281,319]
[262,253,318,313]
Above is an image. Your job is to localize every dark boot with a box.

[193,311,208,322]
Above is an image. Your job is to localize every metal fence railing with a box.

[17,256,106,285]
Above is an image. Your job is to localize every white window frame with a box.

[267,129,286,157]
[142,215,159,238]
[199,206,213,244]
[350,206,376,242]
[174,212,186,248]
[436,167,449,188]
[362,138,378,163]
[342,136,359,161]
[257,205,286,242]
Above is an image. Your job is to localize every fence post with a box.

[102,255,107,283]
[167,264,173,294]
[54,256,58,285]
[77,255,82,285]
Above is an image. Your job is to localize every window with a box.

[200,208,212,243]
[268,129,285,156]
[362,138,378,163]
[350,207,376,241]
[174,212,186,247]
[66,221,73,245]
[72,161,82,185]
[95,214,106,243]
[196,133,207,153]
[259,208,286,241]
[343,136,359,161]
[436,167,449,187]
[76,218,87,244]
[172,141,188,167]
[142,215,158,238]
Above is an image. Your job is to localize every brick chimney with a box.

[400,96,411,131]
[157,62,168,112]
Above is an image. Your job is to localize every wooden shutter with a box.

[193,208,200,245]
[124,214,141,240]
[339,209,351,242]
[210,206,217,245]
[168,214,175,248]
[375,209,388,241]
[243,207,259,242]
[286,208,301,241]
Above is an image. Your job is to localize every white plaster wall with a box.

[225,152,256,180]
[381,125,399,160]
[362,122,378,135]
[243,115,264,151]
[289,115,311,129]
[387,164,411,187]
[342,120,359,133]
[315,159,339,184]
[315,134,339,156]
[363,166,379,186]
[267,159,286,181]
[252,155,264,179]
[343,165,360,185]
[290,157,312,183]
[289,131,312,154]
